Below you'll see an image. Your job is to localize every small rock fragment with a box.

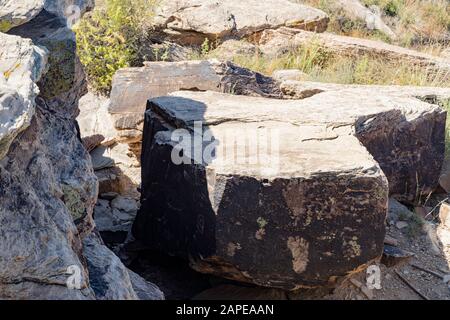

[381,245,414,267]
[384,234,399,246]
[396,221,409,230]
[90,146,115,171]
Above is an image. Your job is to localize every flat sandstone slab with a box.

[280,80,450,102]
[133,90,445,289]
[108,60,281,144]
[152,0,329,45]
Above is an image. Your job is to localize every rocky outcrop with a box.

[0,32,47,159]
[77,92,144,201]
[133,89,445,289]
[280,80,450,102]
[94,194,139,246]
[280,82,448,203]
[258,27,450,74]
[83,233,164,300]
[208,39,258,61]
[109,60,281,158]
[0,1,161,300]
[0,0,44,31]
[0,0,94,32]
[152,0,329,45]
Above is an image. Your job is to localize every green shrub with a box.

[74,0,158,94]
[383,0,401,17]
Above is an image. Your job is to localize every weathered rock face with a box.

[0,1,43,31]
[258,27,450,74]
[152,0,329,45]
[0,1,162,300]
[280,80,450,102]
[76,92,141,199]
[133,89,444,289]
[0,0,93,33]
[83,232,164,300]
[109,60,281,158]
[94,194,139,247]
[280,81,449,202]
[0,32,47,159]
[208,39,258,61]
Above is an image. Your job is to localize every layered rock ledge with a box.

[152,0,329,45]
[109,60,281,158]
[132,90,445,289]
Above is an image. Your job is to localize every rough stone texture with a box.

[83,233,164,300]
[0,30,96,298]
[386,198,413,226]
[109,60,281,157]
[0,1,161,300]
[94,196,138,234]
[439,203,450,230]
[0,0,44,31]
[9,10,88,117]
[77,92,116,144]
[0,0,94,32]
[0,33,47,159]
[82,134,105,152]
[280,80,450,102]
[90,146,115,171]
[152,0,329,45]
[209,39,258,60]
[133,89,444,289]
[77,92,141,200]
[127,269,165,300]
[280,81,448,203]
[258,28,450,74]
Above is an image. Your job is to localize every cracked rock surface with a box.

[133,90,445,289]
[152,0,329,45]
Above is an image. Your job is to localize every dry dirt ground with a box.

[325,222,450,300]
[323,196,450,300]
[128,198,450,300]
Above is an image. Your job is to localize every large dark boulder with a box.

[133,89,445,289]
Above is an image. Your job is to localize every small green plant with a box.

[74,0,159,94]
[383,0,400,17]
[152,45,170,62]
[406,212,425,238]
[201,38,211,56]
[0,20,12,33]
